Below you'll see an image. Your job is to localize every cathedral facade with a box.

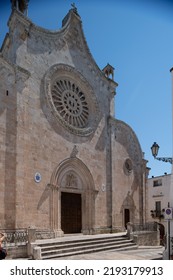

[0,4,148,236]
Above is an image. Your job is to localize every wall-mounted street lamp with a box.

[151,142,173,164]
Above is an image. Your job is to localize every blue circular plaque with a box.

[34,172,41,183]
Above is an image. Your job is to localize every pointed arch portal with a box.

[49,157,96,236]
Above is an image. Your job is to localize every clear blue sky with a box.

[0,0,173,177]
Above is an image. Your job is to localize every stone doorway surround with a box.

[121,191,135,231]
[49,157,96,236]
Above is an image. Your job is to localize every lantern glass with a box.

[151,142,160,157]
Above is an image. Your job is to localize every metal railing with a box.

[0,228,28,246]
[1,228,56,246]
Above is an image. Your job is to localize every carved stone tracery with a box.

[60,171,80,189]
[52,79,89,128]
[44,64,99,136]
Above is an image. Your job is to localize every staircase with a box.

[32,233,138,259]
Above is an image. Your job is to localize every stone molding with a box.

[49,157,96,232]
[5,8,118,92]
[44,63,100,136]
[109,116,143,165]
[50,157,95,189]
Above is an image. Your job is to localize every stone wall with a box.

[5,245,27,259]
[132,231,160,246]
[0,8,147,235]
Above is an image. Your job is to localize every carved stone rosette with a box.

[44,64,99,136]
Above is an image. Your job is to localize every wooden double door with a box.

[61,192,82,234]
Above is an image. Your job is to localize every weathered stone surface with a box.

[0,8,147,235]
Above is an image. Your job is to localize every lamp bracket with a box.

[155,157,173,164]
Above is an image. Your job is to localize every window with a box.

[123,158,133,175]
[155,201,161,217]
[51,79,89,128]
[153,179,162,187]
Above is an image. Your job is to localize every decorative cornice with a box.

[8,8,31,29]
[6,7,118,92]
[8,8,75,42]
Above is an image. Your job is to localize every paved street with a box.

[57,246,164,260]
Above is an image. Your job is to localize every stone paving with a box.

[57,246,164,260]
[7,246,163,260]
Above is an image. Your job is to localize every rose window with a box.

[51,80,89,128]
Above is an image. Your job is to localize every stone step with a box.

[41,239,134,255]
[41,243,137,259]
[33,234,137,259]
[40,236,128,251]
[37,235,126,247]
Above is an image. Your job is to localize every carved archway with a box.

[121,191,136,230]
[49,157,96,236]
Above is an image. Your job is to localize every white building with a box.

[147,174,171,232]
[147,173,173,259]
